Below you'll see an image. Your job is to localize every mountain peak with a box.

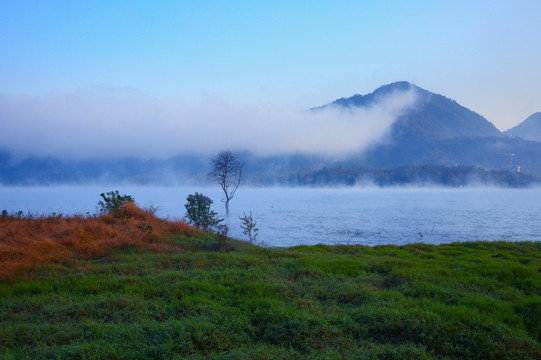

[375,81,416,91]
[322,81,417,110]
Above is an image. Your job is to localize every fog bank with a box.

[0,87,418,160]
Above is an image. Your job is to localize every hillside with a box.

[505,112,541,142]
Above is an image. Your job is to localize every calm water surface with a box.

[1,186,540,247]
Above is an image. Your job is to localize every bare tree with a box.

[209,150,244,215]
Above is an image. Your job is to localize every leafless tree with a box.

[209,150,244,215]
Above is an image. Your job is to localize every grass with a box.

[0,202,193,280]
[1,205,540,359]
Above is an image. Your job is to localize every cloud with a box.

[0,86,419,160]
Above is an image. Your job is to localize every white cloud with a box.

[0,86,418,159]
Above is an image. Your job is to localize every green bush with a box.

[97,190,134,214]
[184,192,223,232]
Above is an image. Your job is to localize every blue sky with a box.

[1,0,540,149]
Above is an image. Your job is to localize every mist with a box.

[0,87,418,160]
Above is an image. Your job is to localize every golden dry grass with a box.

[0,202,194,279]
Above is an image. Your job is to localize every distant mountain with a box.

[319,81,502,140]
[504,112,541,142]
[315,82,541,175]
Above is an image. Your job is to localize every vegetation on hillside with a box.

[0,202,194,280]
[1,199,540,359]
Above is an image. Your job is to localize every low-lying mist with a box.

[0,87,419,160]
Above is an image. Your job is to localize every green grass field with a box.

[0,203,541,359]
[1,206,540,359]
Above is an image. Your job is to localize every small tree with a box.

[184,192,223,232]
[240,211,259,244]
[209,150,244,215]
[98,190,134,214]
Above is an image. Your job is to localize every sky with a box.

[1,1,540,159]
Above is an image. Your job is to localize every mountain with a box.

[320,81,502,141]
[504,112,541,142]
[314,82,541,175]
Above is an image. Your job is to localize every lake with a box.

[1,186,540,247]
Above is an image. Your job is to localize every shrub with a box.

[97,190,134,214]
[184,192,223,232]
[240,211,259,244]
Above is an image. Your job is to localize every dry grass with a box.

[0,202,194,280]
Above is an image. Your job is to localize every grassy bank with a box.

[1,206,540,359]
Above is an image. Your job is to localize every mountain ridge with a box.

[504,112,541,142]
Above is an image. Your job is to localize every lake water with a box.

[1,186,540,247]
